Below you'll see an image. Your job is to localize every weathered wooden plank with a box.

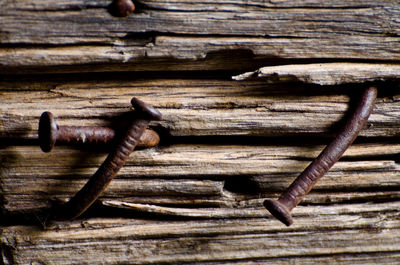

[1,78,399,138]
[1,143,399,212]
[0,45,269,73]
[1,1,399,264]
[234,63,400,85]
[3,0,398,43]
[2,201,400,264]
[0,1,399,72]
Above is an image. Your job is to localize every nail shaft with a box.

[264,86,377,226]
[52,98,162,220]
[39,111,160,152]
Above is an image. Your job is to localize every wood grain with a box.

[1,1,400,264]
[2,201,400,264]
[1,70,399,265]
[1,78,400,139]
[0,0,399,73]
[1,143,399,212]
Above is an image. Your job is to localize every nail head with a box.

[111,0,135,17]
[39,112,58,152]
[263,200,293,226]
[131,97,162,121]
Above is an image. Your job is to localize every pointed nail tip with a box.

[366,85,378,96]
[131,97,162,121]
[137,129,160,147]
[263,199,293,227]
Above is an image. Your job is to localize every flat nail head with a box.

[110,0,135,17]
[131,97,162,121]
[39,112,58,152]
[263,200,293,226]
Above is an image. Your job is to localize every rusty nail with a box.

[264,86,377,226]
[39,111,160,152]
[52,98,162,220]
[109,0,135,17]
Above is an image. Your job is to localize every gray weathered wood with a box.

[1,1,400,264]
[1,0,399,73]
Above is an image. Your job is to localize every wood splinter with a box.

[264,86,378,226]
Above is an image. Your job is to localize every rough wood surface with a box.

[1,1,400,264]
[1,0,400,73]
[1,142,399,212]
[2,201,400,264]
[1,76,400,264]
[1,77,400,139]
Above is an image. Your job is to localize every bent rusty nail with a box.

[52,98,162,221]
[264,86,377,226]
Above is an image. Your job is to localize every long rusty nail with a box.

[109,0,135,17]
[264,86,377,226]
[52,98,162,220]
[39,111,160,152]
